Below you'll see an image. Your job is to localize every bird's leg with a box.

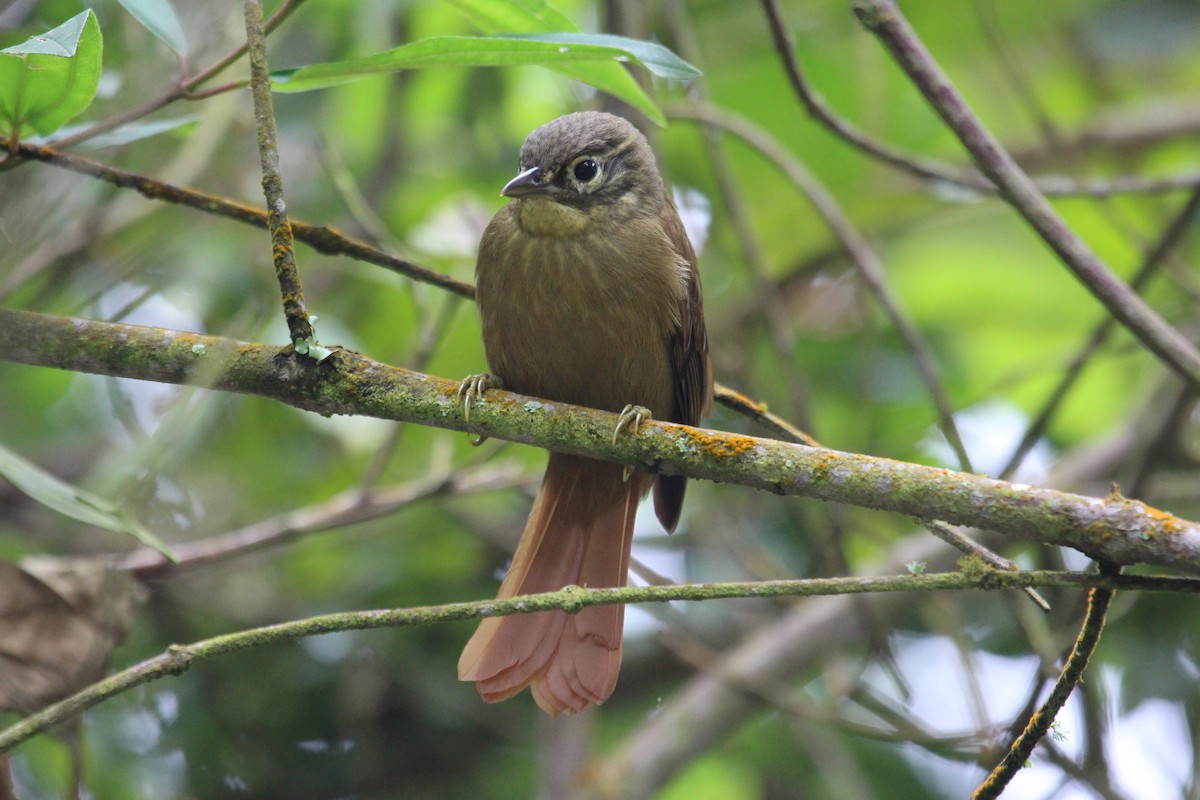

[613,404,652,482]
[458,373,503,445]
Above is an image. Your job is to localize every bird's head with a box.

[500,111,665,234]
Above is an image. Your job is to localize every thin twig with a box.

[760,0,980,190]
[1042,737,1136,800]
[919,519,1050,612]
[850,0,1200,389]
[117,462,526,578]
[760,0,1200,199]
[244,0,312,345]
[1126,385,1196,501]
[713,383,819,446]
[971,563,1120,799]
[0,567,1182,754]
[1013,99,1200,171]
[660,627,994,757]
[970,0,1065,150]
[51,0,306,149]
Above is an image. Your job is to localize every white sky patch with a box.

[857,634,1193,799]
[626,494,687,639]
[673,187,711,257]
[410,195,493,259]
[921,399,1054,483]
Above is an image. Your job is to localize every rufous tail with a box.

[458,453,647,716]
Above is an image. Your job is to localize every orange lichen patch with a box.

[689,429,757,458]
[1084,520,1116,542]
[1144,504,1184,535]
[809,451,844,481]
[723,387,767,412]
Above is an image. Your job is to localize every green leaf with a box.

[0,442,176,560]
[272,36,648,89]
[272,33,697,125]
[0,9,103,137]
[503,33,700,80]
[118,0,188,56]
[439,2,670,122]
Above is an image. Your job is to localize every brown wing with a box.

[653,193,713,533]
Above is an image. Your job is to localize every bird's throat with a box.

[516,197,589,237]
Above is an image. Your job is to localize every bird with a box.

[457,110,712,716]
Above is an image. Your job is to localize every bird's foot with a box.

[613,404,652,482]
[458,373,503,445]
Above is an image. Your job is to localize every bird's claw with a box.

[613,404,651,445]
[458,373,503,444]
[613,404,652,483]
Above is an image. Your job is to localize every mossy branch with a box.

[972,564,1120,799]
[0,568,1192,754]
[3,307,1200,572]
[244,0,312,346]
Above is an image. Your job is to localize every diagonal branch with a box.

[4,139,475,299]
[760,0,1200,198]
[760,0,980,190]
[849,0,1200,389]
[2,307,1199,572]
[117,461,529,578]
[50,0,307,149]
[972,564,1119,798]
[668,103,975,473]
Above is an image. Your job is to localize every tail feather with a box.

[458,453,646,715]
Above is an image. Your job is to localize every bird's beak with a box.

[501,166,548,198]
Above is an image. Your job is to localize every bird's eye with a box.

[572,158,599,183]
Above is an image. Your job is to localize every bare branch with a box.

[3,140,475,299]
[850,0,1200,389]
[760,0,1200,198]
[117,462,528,578]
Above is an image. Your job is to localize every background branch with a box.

[0,567,1182,756]
[760,0,1200,198]
[972,565,1119,798]
[5,140,475,298]
[851,0,1200,388]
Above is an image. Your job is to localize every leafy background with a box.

[2,0,1200,798]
